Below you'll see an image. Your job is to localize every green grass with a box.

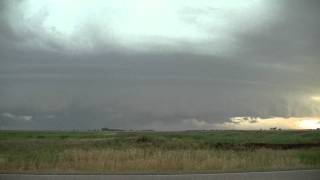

[0,131,112,140]
[0,130,320,172]
[2,130,320,144]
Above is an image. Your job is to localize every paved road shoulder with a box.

[1,169,319,180]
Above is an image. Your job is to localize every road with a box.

[1,170,319,180]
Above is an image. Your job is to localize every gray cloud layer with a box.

[0,0,319,130]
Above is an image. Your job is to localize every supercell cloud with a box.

[0,0,320,130]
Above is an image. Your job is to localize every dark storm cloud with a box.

[0,0,320,130]
[235,1,320,65]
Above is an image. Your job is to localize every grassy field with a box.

[0,130,320,173]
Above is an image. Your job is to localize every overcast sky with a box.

[0,0,320,130]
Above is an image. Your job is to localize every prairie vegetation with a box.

[0,130,320,172]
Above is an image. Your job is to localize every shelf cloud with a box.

[0,0,319,130]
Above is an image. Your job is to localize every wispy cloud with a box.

[1,113,33,121]
[2,112,15,119]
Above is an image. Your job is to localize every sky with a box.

[0,0,320,130]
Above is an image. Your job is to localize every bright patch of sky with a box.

[185,116,320,130]
[7,0,272,53]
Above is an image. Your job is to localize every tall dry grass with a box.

[40,148,310,172]
[1,130,320,172]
